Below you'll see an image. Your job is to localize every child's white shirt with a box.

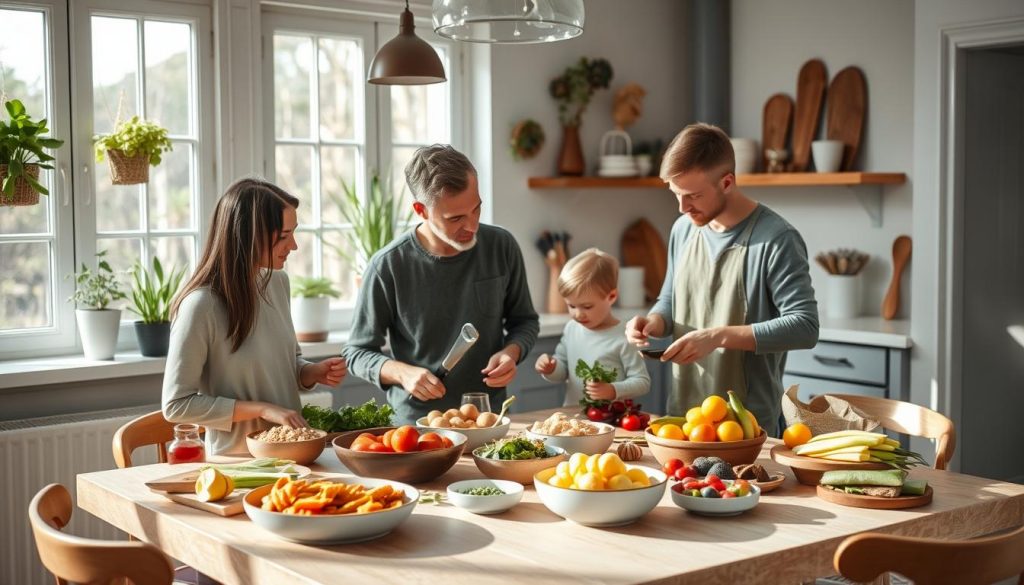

[542,320,651,407]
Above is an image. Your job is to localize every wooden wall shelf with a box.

[527,172,906,189]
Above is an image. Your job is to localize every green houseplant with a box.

[0,99,64,206]
[548,57,613,176]
[68,251,127,360]
[128,256,186,357]
[290,276,341,342]
[327,171,413,276]
[93,116,173,185]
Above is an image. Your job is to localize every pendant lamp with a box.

[432,0,585,44]
[368,0,446,85]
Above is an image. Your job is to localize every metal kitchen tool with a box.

[437,323,479,380]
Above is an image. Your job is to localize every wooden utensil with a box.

[826,66,867,171]
[791,59,828,172]
[622,219,668,301]
[492,395,516,427]
[762,93,794,171]
[882,235,912,320]
[816,484,933,510]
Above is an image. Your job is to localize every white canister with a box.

[825,274,860,319]
[811,140,845,173]
[617,266,646,308]
[731,138,758,174]
[76,309,122,360]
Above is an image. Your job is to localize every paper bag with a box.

[780,385,880,435]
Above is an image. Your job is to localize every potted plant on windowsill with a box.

[93,116,173,185]
[0,99,64,206]
[69,251,127,360]
[128,256,186,357]
[290,276,341,342]
[326,171,413,285]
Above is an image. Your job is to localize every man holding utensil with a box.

[342,145,539,424]
[625,124,819,436]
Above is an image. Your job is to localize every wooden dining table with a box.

[77,408,1024,585]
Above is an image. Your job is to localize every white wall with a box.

[486,0,690,311]
[730,0,915,319]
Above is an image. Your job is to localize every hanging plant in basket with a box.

[0,99,64,207]
[509,119,545,161]
[93,116,173,185]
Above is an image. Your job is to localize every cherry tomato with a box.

[390,425,420,453]
[610,401,627,414]
[587,406,610,422]
[417,432,445,451]
[721,490,736,498]
[620,414,642,431]
[662,458,685,476]
[674,465,697,481]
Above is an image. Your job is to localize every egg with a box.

[476,412,499,427]
[459,403,480,420]
[428,416,448,428]
[426,409,444,421]
[444,408,461,419]
[449,416,465,428]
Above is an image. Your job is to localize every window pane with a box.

[150,236,194,279]
[275,145,315,227]
[0,199,49,235]
[0,241,52,330]
[274,35,313,139]
[318,37,360,141]
[95,160,142,232]
[92,16,139,136]
[149,143,193,231]
[145,20,192,136]
[287,231,316,277]
[390,47,449,144]
[320,146,358,226]
[0,9,48,125]
[323,230,357,304]
[95,238,140,311]
[390,146,419,215]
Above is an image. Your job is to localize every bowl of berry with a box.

[669,475,760,516]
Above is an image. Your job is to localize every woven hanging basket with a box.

[0,163,41,206]
[107,149,150,185]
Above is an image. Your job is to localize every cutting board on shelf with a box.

[826,66,867,171]
[621,219,668,302]
[791,59,828,171]
[762,93,794,170]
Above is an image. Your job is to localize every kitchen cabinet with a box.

[783,340,910,403]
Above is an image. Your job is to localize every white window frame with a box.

[0,0,76,358]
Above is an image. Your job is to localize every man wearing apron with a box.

[626,124,819,436]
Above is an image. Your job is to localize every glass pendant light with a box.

[368,0,446,85]
[432,0,585,44]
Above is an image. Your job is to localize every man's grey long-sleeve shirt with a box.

[342,224,539,424]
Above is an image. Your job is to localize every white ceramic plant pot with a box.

[731,138,758,174]
[811,140,844,173]
[76,309,121,360]
[292,296,330,342]
[826,274,861,319]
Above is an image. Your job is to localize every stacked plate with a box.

[598,155,639,177]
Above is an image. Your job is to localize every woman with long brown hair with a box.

[162,178,347,455]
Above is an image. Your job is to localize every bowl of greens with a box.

[471,435,567,485]
[446,479,524,515]
[302,400,395,442]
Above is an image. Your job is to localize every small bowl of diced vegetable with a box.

[471,435,567,485]
[446,479,525,514]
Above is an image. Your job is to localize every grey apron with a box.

[668,206,763,415]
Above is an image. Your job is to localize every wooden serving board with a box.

[826,66,867,171]
[816,484,933,510]
[762,93,794,169]
[145,464,312,493]
[770,444,889,485]
[621,218,668,302]
[154,489,248,517]
[791,59,828,171]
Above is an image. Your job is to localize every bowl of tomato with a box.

[670,477,761,516]
[332,426,467,484]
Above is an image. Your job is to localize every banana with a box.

[727,390,755,439]
[649,416,687,427]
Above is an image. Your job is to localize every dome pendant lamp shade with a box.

[368,1,446,85]
[432,0,585,44]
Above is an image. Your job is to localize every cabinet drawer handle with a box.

[812,355,853,367]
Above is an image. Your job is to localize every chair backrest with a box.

[827,393,956,470]
[835,525,1024,585]
[113,411,176,468]
[29,483,174,585]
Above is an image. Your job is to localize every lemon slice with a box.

[195,468,233,502]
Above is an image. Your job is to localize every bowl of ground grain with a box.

[246,426,327,465]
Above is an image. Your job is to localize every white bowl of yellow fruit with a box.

[533,453,667,526]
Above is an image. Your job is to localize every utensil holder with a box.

[826,274,860,319]
[811,140,844,173]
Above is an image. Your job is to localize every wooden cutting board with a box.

[621,219,668,302]
[153,489,248,517]
[826,66,867,171]
[762,93,794,170]
[144,464,311,493]
[816,484,933,510]
[791,59,828,171]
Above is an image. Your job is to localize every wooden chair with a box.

[113,411,206,468]
[825,394,956,470]
[834,525,1024,585]
[29,483,175,585]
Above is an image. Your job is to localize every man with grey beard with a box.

[341,144,539,424]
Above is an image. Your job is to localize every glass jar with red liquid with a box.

[168,423,206,464]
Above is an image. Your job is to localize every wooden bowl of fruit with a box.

[646,429,767,467]
[332,426,466,484]
[646,392,768,466]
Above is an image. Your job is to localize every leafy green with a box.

[574,359,618,383]
[476,435,552,461]
[291,276,341,299]
[127,256,185,323]
[459,486,506,496]
[549,57,614,127]
[67,250,127,310]
[324,171,413,274]
[0,99,64,199]
[93,116,173,166]
[302,400,395,432]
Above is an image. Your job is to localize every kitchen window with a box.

[264,9,460,308]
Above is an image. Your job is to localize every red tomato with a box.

[662,458,685,476]
[721,490,736,498]
[417,432,445,451]
[382,429,396,447]
[440,436,454,449]
[366,441,394,453]
[390,425,420,453]
[620,414,642,431]
[674,466,698,481]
